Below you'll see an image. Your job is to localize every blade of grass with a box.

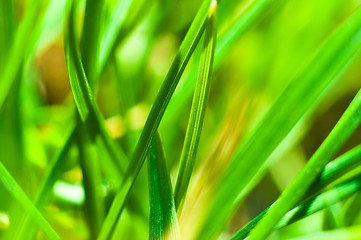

[97,0,214,238]
[81,0,105,87]
[78,0,107,237]
[308,144,361,194]
[232,174,361,239]
[248,89,361,239]
[64,1,128,175]
[77,121,105,238]
[0,161,60,240]
[231,144,361,239]
[148,132,180,240]
[163,0,286,128]
[277,174,361,235]
[198,6,361,239]
[174,0,218,213]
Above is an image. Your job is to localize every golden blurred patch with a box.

[36,41,71,105]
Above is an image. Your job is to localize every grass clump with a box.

[1,0,361,239]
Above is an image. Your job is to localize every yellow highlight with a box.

[209,0,218,16]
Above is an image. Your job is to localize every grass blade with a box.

[0,161,60,240]
[174,0,218,213]
[232,144,361,239]
[163,0,285,128]
[198,6,361,239]
[277,175,361,233]
[248,89,361,239]
[77,122,105,238]
[78,0,107,237]
[81,0,105,86]
[148,132,180,240]
[97,0,214,238]
[64,1,127,175]
[308,144,361,193]
[233,175,361,239]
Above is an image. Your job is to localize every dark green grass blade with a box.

[174,1,218,213]
[78,0,107,237]
[77,121,105,238]
[232,144,361,239]
[198,6,361,239]
[148,133,180,240]
[248,89,361,239]
[81,0,105,87]
[97,0,214,239]
[0,162,60,240]
[64,2,94,121]
[64,2,127,174]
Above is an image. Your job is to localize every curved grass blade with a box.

[232,144,361,239]
[148,132,180,240]
[248,89,361,239]
[97,0,214,238]
[198,6,361,239]
[81,0,105,87]
[174,0,218,213]
[0,161,60,240]
[64,2,127,175]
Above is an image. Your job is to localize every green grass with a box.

[2,0,361,239]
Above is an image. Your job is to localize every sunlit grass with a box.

[1,0,361,239]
